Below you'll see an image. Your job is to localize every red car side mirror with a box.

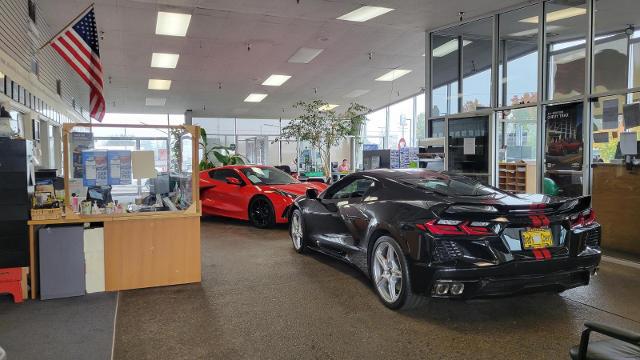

[226,177,242,186]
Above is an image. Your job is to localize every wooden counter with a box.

[27,210,201,299]
[592,163,640,257]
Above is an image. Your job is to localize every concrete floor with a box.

[112,217,640,360]
[2,217,640,359]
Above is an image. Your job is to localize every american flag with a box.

[49,7,105,122]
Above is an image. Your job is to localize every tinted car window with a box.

[210,169,242,182]
[240,167,297,185]
[401,175,503,197]
[328,178,374,199]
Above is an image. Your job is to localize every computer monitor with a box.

[86,186,113,207]
[151,174,171,195]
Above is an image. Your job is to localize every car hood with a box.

[262,182,326,195]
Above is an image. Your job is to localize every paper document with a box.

[463,137,476,155]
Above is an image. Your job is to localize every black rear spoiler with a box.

[441,195,591,217]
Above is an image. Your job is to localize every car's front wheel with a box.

[370,236,426,310]
[248,197,275,228]
[289,208,307,253]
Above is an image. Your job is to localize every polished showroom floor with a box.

[2,217,640,359]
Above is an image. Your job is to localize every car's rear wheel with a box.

[370,236,426,310]
[289,209,307,253]
[249,197,275,228]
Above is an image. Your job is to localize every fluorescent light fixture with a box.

[337,6,394,22]
[319,104,339,111]
[145,97,166,106]
[375,69,412,82]
[520,7,586,24]
[151,53,180,68]
[148,79,172,90]
[155,11,192,36]
[244,93,268,103]
[432,39,472,57]
[262,74,291,86]
[288,47,324,63]
[344,89,370,98]
[508,25,561,37]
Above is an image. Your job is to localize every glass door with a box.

[447,116,490,184]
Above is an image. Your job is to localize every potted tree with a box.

[280,100,368,180]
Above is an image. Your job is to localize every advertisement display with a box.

[82,150,108,187]
[544,102,583,197]
[71,132,94,178]
[107,150,132,185]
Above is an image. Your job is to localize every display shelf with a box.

[498,162,528,194]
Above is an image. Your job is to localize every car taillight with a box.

[417,219,493,236]
[571,209,596,229]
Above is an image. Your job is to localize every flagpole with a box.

[38,2,95,51]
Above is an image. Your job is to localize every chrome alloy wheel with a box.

[291,211,303,250]
[372,241,403,303]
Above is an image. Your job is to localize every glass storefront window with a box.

[431,31,461,116]
[364,108,386,149]
[592,0,640,93]
[462,18,493,111]
[388,98,414,149]
[416,94,426,141]
[546,0,588,101]
[498,107,538,162]
[498,5,539,106]
[497,107,538,193]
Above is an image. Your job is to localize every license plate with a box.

[521,228,553,249]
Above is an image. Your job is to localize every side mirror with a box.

[226,177,242,186]
[306,188,319,200]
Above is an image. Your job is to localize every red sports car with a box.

[199,165,328,228]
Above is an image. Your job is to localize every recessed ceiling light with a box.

[432,39,472,58]
[155,12,192,37]
[288,47,324,63]
[145,97,166,106]
[151,53,180,68]
[520,7,586,24]
[375,69,412,82]
[262,74,291,87]
[148,79,172,90]
[319,104,339,111]
[344,89,370,98]
[244,93,268,103]
[337,6,394,22]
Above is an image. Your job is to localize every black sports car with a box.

[288,169,601,310]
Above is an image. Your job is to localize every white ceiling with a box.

[38,0,527,118]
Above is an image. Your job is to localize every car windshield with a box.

[241,167,298,185]
[401,176,504,197]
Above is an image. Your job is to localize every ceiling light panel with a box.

[319,104,339,111]
[288,47,324,64]
[244,93,268,103]
[151,53,180,68]
[155,12,192,37]
[520,7,586,24]
[262,74,291,86]
[432,39,472,57]
[148,79,172,90]
[344,89,370,98]
[145,97,166,106]
[337,6,394,22]
[375,69,412,82]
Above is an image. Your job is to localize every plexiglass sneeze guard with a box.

[62,123,200,217]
